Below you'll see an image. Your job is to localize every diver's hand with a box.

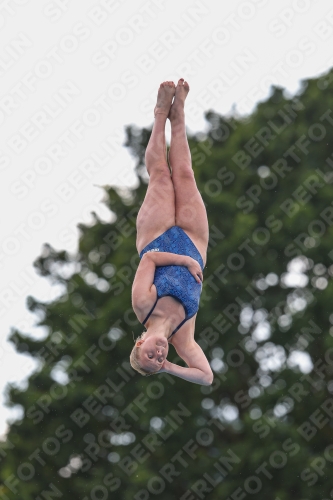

[185,257,203,283]
[159,359,171,373]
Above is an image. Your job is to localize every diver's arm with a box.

[146,252,203,283]
[131,255,157,315]
[146,251,188,266]
[160,339,213,385]
[160,359,213,386]
[132,252,188,313]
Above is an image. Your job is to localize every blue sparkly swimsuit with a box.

[139,226,204,339]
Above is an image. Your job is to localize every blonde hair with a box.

[130,332,159,376]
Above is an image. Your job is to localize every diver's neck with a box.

[145,317,173,338]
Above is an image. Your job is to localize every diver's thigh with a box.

[173,172,209,264]
[136,171,176,253]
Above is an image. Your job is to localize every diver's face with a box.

[138,335,169,372]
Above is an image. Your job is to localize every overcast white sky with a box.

[1,0,332,436]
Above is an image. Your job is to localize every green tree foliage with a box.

[2,70,333,499]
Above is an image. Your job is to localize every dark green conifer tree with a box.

[1,71,333,500]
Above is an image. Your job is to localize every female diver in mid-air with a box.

[130,79,213,386]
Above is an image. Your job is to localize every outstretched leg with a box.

[168,79,209,265]
[136,81,176,254]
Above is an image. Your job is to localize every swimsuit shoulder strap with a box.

[141,297,159,326]
[167,317,187,339]
[143,303,187,336]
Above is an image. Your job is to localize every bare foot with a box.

[168,78,189,122]
[154,81,175,117]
